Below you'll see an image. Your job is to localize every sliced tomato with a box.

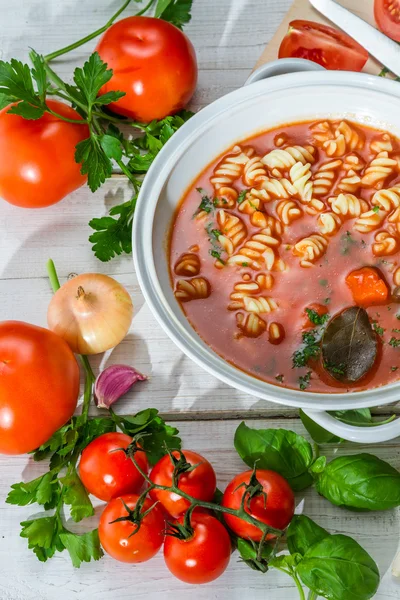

[375,0,400,42]
[278,20,369,71]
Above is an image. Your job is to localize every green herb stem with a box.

[47,108,88,125]
[44,0,135,62]
[116,158,140,193]
[47,258,61,293]
[293,573,306,600]
[307,592,318,600]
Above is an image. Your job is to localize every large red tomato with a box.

[164,513,231,584]
[222,470,295,541]
[96,16,197,122]
[0,321,80,454]
[149,450,217,518]
[279,20,369,71]
[79,432,148,501]
[0,100,88,208]
[99,494,165,563]
[375,0,400,42]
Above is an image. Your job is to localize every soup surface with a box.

[169,119,400,393]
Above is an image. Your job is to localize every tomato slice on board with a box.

[278,20,369,71]
[375,0,400,42]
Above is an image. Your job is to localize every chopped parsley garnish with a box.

[299,371,312,390]
[340,231,357,255]
[292,311,330,369]
[324,297,331,305]
[194,188,215,215]
[361,240,367,248]
[391,366,399,372]
[373,322,385,336]
[389,337,400,348]
[209,249,225,265]
[393,328,400,334]
[237,189,247,204]
[372,205,380,213]
[241,262,249,267]
[388,306,392,311]
[305,308,330,326]
[275,374,284,383]
[205,223,221,240]
[323,361,345,376]
[319,279,328,287]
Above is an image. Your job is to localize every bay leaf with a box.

[322,307,377,383]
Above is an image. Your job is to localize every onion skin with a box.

[47,273,133,355]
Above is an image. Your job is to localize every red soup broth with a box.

[169,119,400,393]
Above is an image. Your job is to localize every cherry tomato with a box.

[96,16,197,122]
[79,432,148,502]
[375,0,400,42]
[0,321,79,455]
[99,494,165,563]
[149,450,216,518]
[222,470,295,541]
[164,513,231,584]
[279,20,369,71]
[0,100,88,208]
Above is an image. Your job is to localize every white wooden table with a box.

[1,1,400,598]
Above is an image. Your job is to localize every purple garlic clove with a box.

[94,364,147,409]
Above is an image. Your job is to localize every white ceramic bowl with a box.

[133,59,400,442]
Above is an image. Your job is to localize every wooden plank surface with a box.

[1,0,400,598]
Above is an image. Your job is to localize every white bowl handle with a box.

[302,409,400,443]
[244,58,325,86]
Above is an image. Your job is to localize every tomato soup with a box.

[169,119,400,393]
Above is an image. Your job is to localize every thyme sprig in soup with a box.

[169,119,400,393]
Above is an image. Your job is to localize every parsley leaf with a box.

[0,57,45,119]
[299,371,312,390]
[89,202,135,262]
[75,136,113,192]
[20,516,61,563]
[59,528,103,568]
[156,0,193,29]
[7,472,59,509]
[390,337,400,348]
[237,189,248,204]
[60,470,94,522]
[305,308,329,326]
[73,52,113,106]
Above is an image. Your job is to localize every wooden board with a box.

[255,0,382,75]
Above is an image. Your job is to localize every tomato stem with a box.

[43,0,157,63]
[128,449,284,540]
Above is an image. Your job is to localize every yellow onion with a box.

[47,273,133,354]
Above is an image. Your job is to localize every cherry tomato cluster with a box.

[79,432,295,584]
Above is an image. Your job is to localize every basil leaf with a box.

[315,453,400,511]
[287,515,329,556]
[234,423,314,491]
[297,534,380,600]
[322,307,378,383]
[300,409,341,444]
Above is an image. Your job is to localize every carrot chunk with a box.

[345,267,388,307]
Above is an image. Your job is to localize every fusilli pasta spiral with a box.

[388,207,400,234]
[354,209,387,233]
[242,156,268,186]
[361,152,397,189]
[243,296,278,314]
[331,193,368,219]
[261,145,315,172]
[293,234,328,267]
[174,253,201,276]
[290,162,313,202]
[276,200,303,225]
[371,133,393,154]
[268,322,285,345]
[312,159,342,196]
[310,121,335,145]
[228,280,261,310]
[216,209,247,255]
[227,229,281,270]
[372,186,400,212]
[175,277,211,302]
[317,212,342,236]
[372,231,399,256]
[236,312,266,338]
[259,177,297,201]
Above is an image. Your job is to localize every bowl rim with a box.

[133,70,400,410]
